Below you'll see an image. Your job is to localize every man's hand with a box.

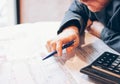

[46,26,80,56]
[86,21,104,38]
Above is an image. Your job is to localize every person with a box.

[46,0,120,56]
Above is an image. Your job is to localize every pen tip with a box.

[42,58,46,61]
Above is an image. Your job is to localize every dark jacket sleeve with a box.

[57,0,89,34]
[100,27,120,53]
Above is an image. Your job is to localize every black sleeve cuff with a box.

[57,19,81,34]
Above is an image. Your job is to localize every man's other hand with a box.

[87,21,104,38]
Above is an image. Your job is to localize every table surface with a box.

[0,22,119,84]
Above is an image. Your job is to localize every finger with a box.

[72,34,80,48]
[46,40,52,52]
[74,39,80,47]
[50,41,56,52]
[56,41,63,56]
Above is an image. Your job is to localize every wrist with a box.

[64,26,79,34]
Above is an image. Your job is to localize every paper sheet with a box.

[0,25,77,84]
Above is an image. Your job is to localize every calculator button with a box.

[110,65,116,68]
[100,58,104,61]
[108,58,112,60]
[118,64,120,68]
[106,61,110,63]
[112,62,118,66]
[114,69,120,74]
[116,57,120,61]
[108,67,114,71]
[106,53,110,56]
[117,67,120,70]
[103,63,109,66]
[97,61,102,64]
[114,60,120,64]
[112,55,116,58]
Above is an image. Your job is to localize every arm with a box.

[87,21,120,53]
[57,0,89,34]
[46,0,89,56]
[101,27,120,53]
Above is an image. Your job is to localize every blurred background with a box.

[0,0,72,27]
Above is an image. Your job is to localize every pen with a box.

[42,40,74,60]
